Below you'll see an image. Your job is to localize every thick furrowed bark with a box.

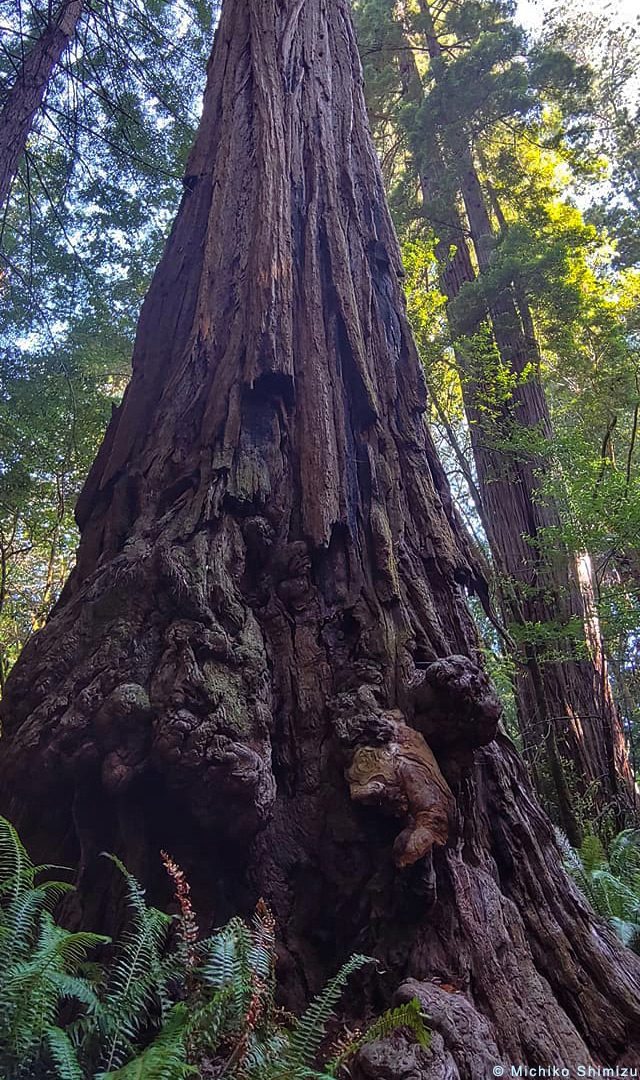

[0,0,639,1073]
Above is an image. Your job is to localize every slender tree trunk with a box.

[1,0,640,1073]
[0,0,84,211]
[397,12,637,837]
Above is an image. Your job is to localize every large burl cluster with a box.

[333,656,501,867]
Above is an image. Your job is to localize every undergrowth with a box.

[556,827,640,952]
[0,817,430,1079]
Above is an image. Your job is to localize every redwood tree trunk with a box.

[457,148,638,837]
[397,22,637,840]
[1,0,639,1074]
[0,0,84,211]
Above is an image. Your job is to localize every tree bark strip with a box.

[0,0,84,211]
[1,0,639,1073]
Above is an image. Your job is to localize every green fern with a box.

[578,833,606,876]
[0,816,77,976]
[46,1026,85,1080]
[182,986,234,1055]
[0,817,430,1080]
[0,818,36,901]
[248,902,277,985]
[557,826,640,953]
[286,954,375,1072]
[96,856,174,1074]
[96,1004,196,1079]
[1,910,107,1066]
[610,915,640,952]
[199,916,257,1022]
[0,880,75,969]
[325,998,430,1076]
[0,817,109,1080]
[608,830,640,879]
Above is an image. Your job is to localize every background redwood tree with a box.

[1,0,639,1074]
[0,0,84,211]
[354,0,639,843]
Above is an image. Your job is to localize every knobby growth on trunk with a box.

[0,0,84,211]
[1,0,639,1074]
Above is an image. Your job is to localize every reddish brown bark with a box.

[395,19,638,841]
[0,0,84,211]
[1,0,639,1074]
[458,149,637,836]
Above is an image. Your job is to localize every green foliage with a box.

[0,817,109,1077]
[96,1006,197,1080]
[47,1027,86,1080]
[557,828,640,952]
[541,1,640,266]
[0,818,430,1079]
[325,998,430,1077]
[0,335,127,688]
[286,954,373,1074]
[355,0,640,806]
[91,856,176,1074]
[0,0,214,687]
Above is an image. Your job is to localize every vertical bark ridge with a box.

[0,1,639,1074]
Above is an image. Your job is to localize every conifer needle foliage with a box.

[0,817,430,1079]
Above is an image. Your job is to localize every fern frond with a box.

[0,816,35,900]
[579,833,606,876]
[47,1026,85,1080]
[31,862,74,877]
[287,954,374,1070]
[183,985,234,1054]
[97,1046,196,1080]
[557,828,640,954]
[0,882,76,968]
[99,858,174,1072]
[96,1004,195,1079]
[233,1029,297,1080]
[106,910,172,999]
[556,828,600,907]
[325,998,430,1076]
[0,911,107,1065]
[199,927,239,988]
[608,830,640,882]
[590,869,640,922]
[200,918,255,1020]
[4,912,107,992]
[609,916,640,950]
[50,970,102,1012]
[35,911,108,968]
[249,900,276,983]
[102,855,169,924]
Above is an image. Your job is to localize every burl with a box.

[346,713,454,868]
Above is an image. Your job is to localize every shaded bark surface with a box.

[0,0,84,211]
[1,0,640,1074]
[397,27,637,841]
